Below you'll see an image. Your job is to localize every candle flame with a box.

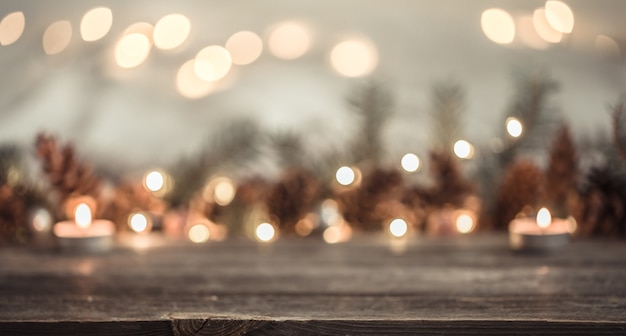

[75,203,92,229]
[537,207,551,229]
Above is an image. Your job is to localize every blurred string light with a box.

[115,33,151,68]
[268,21,311,60]
[188,222,210,243]
[389,218,408,238]
[480,8,515,44]
[128,212,152,234]
[455,212,475,234]
[335,166,356,186]
[43,20,72,55]
[203,177,236,206]
[176,59,216,99]
[533,8,562,43]
[0,11,25,46]
[225,31,263,65]
[517,15,549,50]
[453,140,474,159]
[330,38,378,77]
[544,1,574,34]
[506,117,523,138]
[255,222,276,242]
[595,35,621,59]
[144,169,172,196]
[153,14,190,50]
[194,45,232,81]
[400,153,420,173]
[80,7,112,42]
[124,22,154,45]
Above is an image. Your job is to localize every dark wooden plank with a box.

[0,321,173,336]
[1,234,625,334]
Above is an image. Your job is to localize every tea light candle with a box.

[509,207,570,252]
[53,202,116,253]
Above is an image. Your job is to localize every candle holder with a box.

[53,201,116,253]
[508,207,571,252]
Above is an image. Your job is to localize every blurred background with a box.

[0,0,624,175]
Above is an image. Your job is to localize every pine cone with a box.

[266,168,319,234]
[0,184,27,243]
[426,150,475,207]
[545,125,578,217]
[106,180,166,230]
[35,133,101,213]
[235,176,270,206]
[493,160,545,230]
[339,168,404,231]
[574,165,626,237]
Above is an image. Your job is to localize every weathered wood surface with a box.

[1,234,625,335]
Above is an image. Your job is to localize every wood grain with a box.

[1,234,625,334]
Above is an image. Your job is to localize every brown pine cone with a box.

[266,168,319,234]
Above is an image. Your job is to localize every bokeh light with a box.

[124,22,154,45]
[115,33,151,68]
[330,38,378,77]
[545,1,574,34]
[144,170,165,192]
[80,7,112,42]
[153,14,190,50]
[481,8,515,44]
[533,8,562,43]
[401,153,420,173]
[194,45,232,82]
[225,31,263,65]
[389,218,408,238]
[204,177,237,206]
[43,20,72,55]
[336,166,356,186]
[176,59,216,99]
[255,222,276,242]
[517,15,549,50]
[188,223,210,243]
[268,21,311,60]
[506,117,523,138]
[128,212,151,234]
[455,213,475,234]
[0,12,25,46]
[323,226,341,244]
[453,140,474,159]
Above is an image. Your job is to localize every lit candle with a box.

[53,202,116,253]
[508,207,570,252]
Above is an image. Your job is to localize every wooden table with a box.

[1,234,625,335]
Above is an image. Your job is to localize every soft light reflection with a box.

[506,117,523,138]
[128,212,151,234]
[75,203,92,229]
[330,39,378,77]
[389,218,408,238]
[455,213,475,234]
[144,170,165,192]
[533,8,562,43]
[153,14,190,50]
[517,15,549,50]
[268,22,311,60]
[545,1,574,34]
[453,140,474,159]
[124,22,154,45]
[32,208,52,232]
[321,199,341,225]
[115,33,151,68]
[188,223,210,243]
[194,46,232,82]
[595,35,621,59]
[43,20,72,55]
[335,166,356,186]
[80,7,112,42]
[255,222,276,242]
[0,12,25,46]
[176,59,216,99]
[226,31,263,65]
[401,153,420,173]
[480,8,515,44]
[537,207,552,229]
[323,226,341,244]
